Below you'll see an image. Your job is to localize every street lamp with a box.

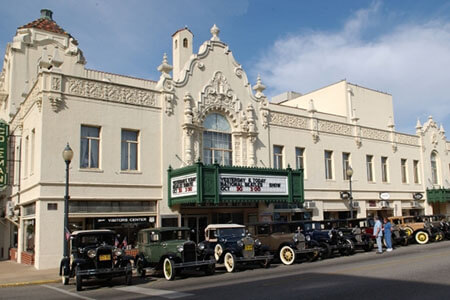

[346,166,354,218]
[62,143,73,260]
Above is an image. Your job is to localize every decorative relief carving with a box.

[360,127,390,141]
[164,94,174,116]
[35,97,42,112]
[396,133,419,146]
[66,77,158,107]
[234,66,243,78]
[269,112,308,129]
[51,76,61,91]
[318,120,352,136]
[49,96,63,112]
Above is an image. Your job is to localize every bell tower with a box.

[172,27,193,81]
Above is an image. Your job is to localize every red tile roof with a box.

[18,17,69,36]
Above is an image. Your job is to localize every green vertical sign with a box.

[0,120,8,188]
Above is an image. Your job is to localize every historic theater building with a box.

[0,10,449,269]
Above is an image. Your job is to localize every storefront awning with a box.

[427,188,450,203]
[168,162,304,207]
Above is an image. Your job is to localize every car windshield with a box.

[217,228,245,237]
[304,222,322,231]
[160,230,190,241]
[77,233,115,247]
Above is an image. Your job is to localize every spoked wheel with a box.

[404,227,414,237]
[75,266,82,291]
[279,246,296,265]
[261,251,271,269]
[319,243,331,259]
[224,252,236,273]
[306,249,320,262]
[214,244,223,262]
[415,231,429,245]
[125,262,132,285]
[163,258,176,280]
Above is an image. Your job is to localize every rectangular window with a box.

[80,125,100,168]
[24,136,29,177]
[366,155,374,182]
[342,152,351,180]
[413,160,420,184]
[121,129,139,171]
[401,159,408,183]
[30,129,35,175]
[273,145,283,169]
[381,156,388,183]
[295,147,304,170]
[47,203,58,210]
[325,150,333,180]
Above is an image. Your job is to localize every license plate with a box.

[245,245,253,251]
[99,254,111,261]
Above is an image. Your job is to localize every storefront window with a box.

[203,113,232,165]
[23,219,35,252]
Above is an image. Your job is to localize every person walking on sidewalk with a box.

[373,215,383,254]
[383,217,393,252]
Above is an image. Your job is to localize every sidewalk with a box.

[0,260,60,288]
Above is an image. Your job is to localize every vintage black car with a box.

[247,222,321,265]
[200,224,273,272]
[60,229,133,291]
[135,227,215,280]
[321,219,374,252]
[416,215,446,241]
[290,220,353,258]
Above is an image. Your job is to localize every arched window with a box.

[183,38,188,48]
[431,152,439,184]
[203,113,232,165]
[174,39,178,49]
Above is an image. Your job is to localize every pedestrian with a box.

[373,215,383,254]
[383,217,393,252]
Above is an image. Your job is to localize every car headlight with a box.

[305,235,311,242]
[338,231,343,237]
[237,240,244,247]
[255,239,262,247]
[114,248,123,256]
[293,233,299,243]
[328,231,333,238]
[177,245,184,252]
[87,249,96,258]
[198,243,205,251]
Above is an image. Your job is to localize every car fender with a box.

[59,257,70,276]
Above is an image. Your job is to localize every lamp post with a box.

[62,143,73,260]
[346,166,354,218]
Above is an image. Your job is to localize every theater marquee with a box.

[219,174,288,195]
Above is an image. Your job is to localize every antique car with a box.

[247,222,321,265]
[416,215,445,241]
[59,229,133,291]
[135,227,215,280]
[322,219,374,252]
[352,217,409,247]
[388,216,436,245]
[290,220,354,258]
[200,224,273,272]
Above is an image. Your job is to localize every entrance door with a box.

[182,215,208,243]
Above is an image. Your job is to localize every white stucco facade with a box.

[0,10,449,269]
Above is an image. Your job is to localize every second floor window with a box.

[80,125,100,168]
[295,147,304,170]
[366,155,374,182]
[203,114,232,165]
[381,156,388,183]
[273,146,283,169]
[342,152,351,180]
[413,160,420,184]
[401,159,408,183]
[121,130,138,171]
[325,150,333,180]
[431,152,439,184]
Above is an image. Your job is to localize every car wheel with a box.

[404,227,414,237]
[415,231,429,245]
[224,252,236,273]
[75,267,82,292]
[402,238,409,247]
[319,243,331,259]
[204,255,215,275]
[261,251,271,269]
[163,258,176,281]
[214,244,223,262]
[136,257,146,278]
[125,262,132,286]
[306,249,320,262]
[279,246,296,265]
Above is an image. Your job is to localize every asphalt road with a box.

[2,241,450,300]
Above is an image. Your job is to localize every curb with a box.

[0,279,60,288]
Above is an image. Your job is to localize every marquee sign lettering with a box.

[171,173,197,198]
[219,174,288,195]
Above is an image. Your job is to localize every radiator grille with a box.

[242,237,255,258]
[95,247,113,269]
[183,242,196,262]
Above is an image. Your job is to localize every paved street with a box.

[2,241,450,300]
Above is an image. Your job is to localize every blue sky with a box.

[1,0,450,134]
